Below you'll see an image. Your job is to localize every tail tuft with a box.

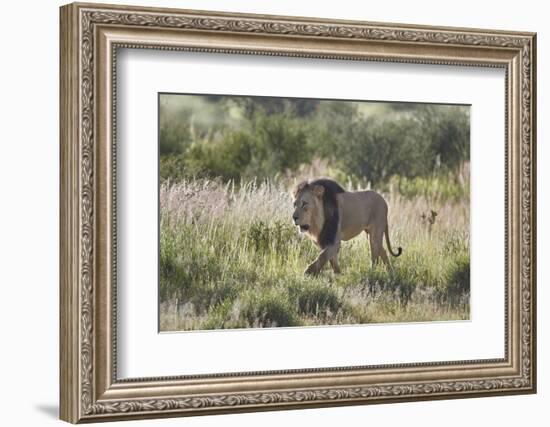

[384,224,402,257]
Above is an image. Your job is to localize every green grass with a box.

[159,177,470,331]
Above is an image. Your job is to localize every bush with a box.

[202,285,304,330]
[177,112,312,183]
[444,254,470,306]
[159,223,228,303]
[159,96,470,191]
[416,105,470,172]
[160,119,191,155]
[242,112,311,181]
[202,299,238,330]
[238,288,301,328]
[184,131,254,181]
[288,282,344,317]
[389,173,469,201]
[316,105,470,187]
[160,154,187,182]
[244,220,298,254]
[159,231,189,301]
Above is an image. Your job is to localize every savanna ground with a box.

[159,95,470,331]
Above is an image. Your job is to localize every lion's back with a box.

[339,190,388,236]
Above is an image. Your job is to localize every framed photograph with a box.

[60,2,537,423]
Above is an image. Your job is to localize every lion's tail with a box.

[384,223,402,257]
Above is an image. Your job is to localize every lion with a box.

[292,178,402,275]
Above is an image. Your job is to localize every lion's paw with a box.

[304,263,320,276]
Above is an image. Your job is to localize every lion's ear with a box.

[293,181,308,198]
[312,184,325,198]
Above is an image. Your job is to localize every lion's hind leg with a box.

[367,228,390,268]
[379,246,390,267]
[329,258,341,274]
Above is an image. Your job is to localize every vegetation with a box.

[159,96,469,186]
[160,175,470,331]
[158,95,470,331]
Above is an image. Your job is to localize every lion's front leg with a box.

[304,262,321,276]
[304,242,340,276]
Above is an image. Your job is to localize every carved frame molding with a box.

[60,2,536,423]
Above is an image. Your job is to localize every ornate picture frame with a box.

[60,2,536,423]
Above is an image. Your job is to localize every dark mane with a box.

[310,178,346,248]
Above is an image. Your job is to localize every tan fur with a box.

[293,181,401,275]
[292,185,324,246]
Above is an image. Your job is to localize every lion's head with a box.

[292,179,346,248]
[292,181,325,236]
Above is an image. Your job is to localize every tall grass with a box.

[160,174,470,331]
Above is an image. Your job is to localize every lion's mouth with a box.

[299,224,310,232]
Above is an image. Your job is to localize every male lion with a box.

[292,178,402,275]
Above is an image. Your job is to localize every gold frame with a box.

[60,2,537,423]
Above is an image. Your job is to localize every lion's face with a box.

[292,184,324,235]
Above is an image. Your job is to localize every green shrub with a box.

[387,267,420,307]
[354,262,436,307]
[245,220,299,255]
[159,114,191,155]
[159,224,226,302]
[444,254,470,306]
[183,131,254,182]
[238,288,301,328]
[160,154,187,182]
[177,112,313,183]
[159,232,189,301]
[322,105,470,187]
[390,173,469,201]
[288,282,344,317]
[244,112,311,181]
[159,95,470,189]
[202,299,238,330]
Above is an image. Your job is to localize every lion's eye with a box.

[302,202,308,209]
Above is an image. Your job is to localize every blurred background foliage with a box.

[159,94,469,194]
[158,94,471,330]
